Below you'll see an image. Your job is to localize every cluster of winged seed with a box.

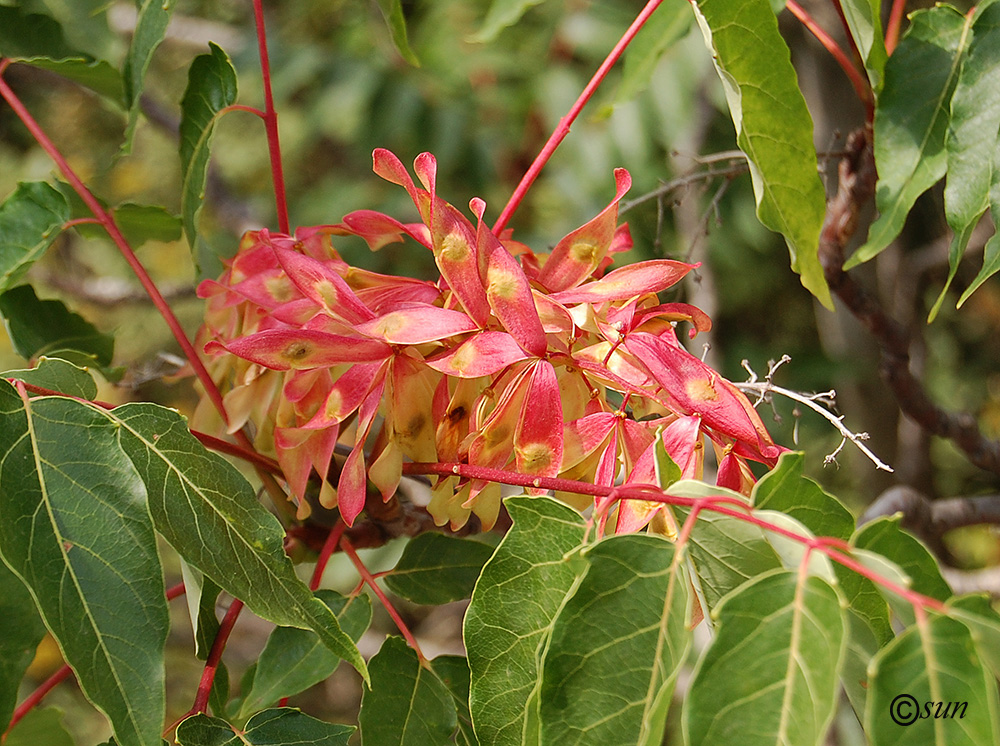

[196,150,782,531]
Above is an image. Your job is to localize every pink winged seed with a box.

[550,260,697,305]
[206,329,391,371]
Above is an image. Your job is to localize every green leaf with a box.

[664,481,782,614]
[616,2,693,102]
[4,707,76,746]
[0,284,114,368]
[0,7,123,102]
[0,385,168,746]
[839,0,887,89]
[179,43,237,270]
[865,614,1000,744]
[113,203,183,247]
[465,495,588,746]
[239,590,371,719]
[108,402,369,682]
[948,593,1000,681]
[752,452,855,540]
[854,517,953,602]
[122,0,176,151]
[958,135,1000,307]
[539,534,691,746]
[359,637,457,745]
[847,6,971,270]
[178,560,222,660]
[177,708,355,746]
[374,0,420,66]
[0,182,69,293]
[384,533,496,605]
[684,570,847,746]
[692,0,831,307]
[474,0,546,43]
[0,559,47,732]
[431,656,479,746]
[2,357,98,401]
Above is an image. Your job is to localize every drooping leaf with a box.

[4,707,76,746]
[958,135,1000,307]
[431,656,479,746]
[684,570,847,746]
[617,1,693,102]
[0,284,114,368]
[122,0,176,150]
[0,385,168,746]
[474,0,546,43]
[847,6,971,270]
[692,0,831,307]
[0,7,123,102]
[360,636,457,745]
[177,708,355,746]
[465,496,588,746]
[238,590,371,719]
[108,402,368,682]
[178,560,222,661]
[0,182,69,293]
[179,43,237,270]
[539,534,691,746]
[839,0,887,89]
[0,559,47,732]
[385,533,496,605]
[865,614,1000,744]
[374,0,420,65]
[2,357,98,401]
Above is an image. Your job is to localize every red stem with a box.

[885,0,907,55]
[192,599,244,714]
[340,536,425,662]
[310,520,347,591]
[786,0,874,121]
[251,0,290,234]
[492,0,665,234]
[4,666,74,736]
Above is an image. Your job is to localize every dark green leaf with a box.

[239,590,372,719]
[0,559,47,732]
[0,7,123,102]
[839,0,887,89]
[693,0,831,307]
[958,134,1000,307]
[243,708,355,745]
[948,594,1000,681]
[122,0,176,150]
[0,182,69,293]
[384,533,495,604]
[113,203,183,247]
[617,2,692,102]
[474,0,546,43]
[847,6,970,270]
[179,43,237,270]
[539,534,691,746]
[360,637,456,745]
[865,614,1000,744]
[0,285,114,368]
[854,517,953,603]
[684,570,847,745]
[465,496,588,746]
[431,656,478,746]
[109,403,368,682]
[0,385,168,746]
[2,357,98,401]
[4,707,76,746]
[374,0,420,66]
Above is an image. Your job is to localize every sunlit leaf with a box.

[692,0,831,307]
[122,0,176,150]
[839,0,887,89]
[0,284,114,368]
[360,637,457,745]
[179,43,237,270]
[0,385,168,746]
[238,590,371,719]
[2,357,98,401]
[0,182,69,294]
[865,614,1000,744]
[847,6,970,271]
[684,570,847,746]
[385,533,496,605]
[539,534,691,746]
[109,403,368,682]
[465,496,588,746]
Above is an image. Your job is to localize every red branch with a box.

[251,0,290,234]
[885,0,907,54]
[492,0,665,234]
[310,520,347,591]
[192,599,244,714]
